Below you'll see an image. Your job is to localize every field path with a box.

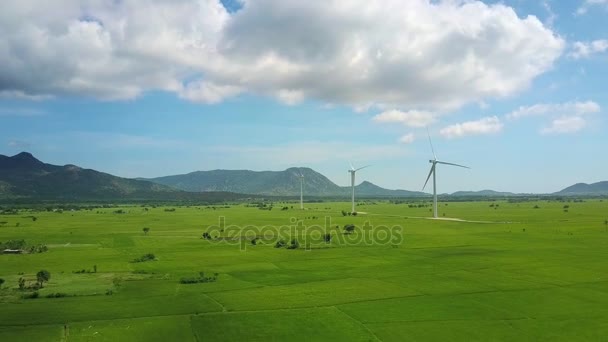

[334,306,383,342]
[366,212,518,224]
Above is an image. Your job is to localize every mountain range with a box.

[0,152,247,202]
[142,168,427,197]
[555,181,608,195]
[0,152,607,201]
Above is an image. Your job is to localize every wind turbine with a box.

[297,170,305,210]
[348,163,370,213]
[422,131,470,218]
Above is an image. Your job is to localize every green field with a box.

[1,199,607,341]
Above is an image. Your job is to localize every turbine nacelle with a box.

[423,129,470,218]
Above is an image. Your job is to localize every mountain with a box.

[145,169,428,197]
[555,181,608,195]
[0,152,248,202]
[449,190,519,197]
[354,181,427,197]
[144,167,343,196]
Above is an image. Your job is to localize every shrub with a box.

[46,293,68,298]
[287,239,300,249]
[179,271,218,284]
[344,224,356,234]
[275,239,287,248]
[132,270,154,274]
[323,234,332,243]
[22,291,39,299]
[1,239,26,250]
[132,253,156,263]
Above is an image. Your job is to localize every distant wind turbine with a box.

[348,163,370,213]
[422,130,470,218]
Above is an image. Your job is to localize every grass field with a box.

[1,199,607,341]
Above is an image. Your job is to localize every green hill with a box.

[0,152,247,202]
[555,181,608,195]
[145,169,428,197]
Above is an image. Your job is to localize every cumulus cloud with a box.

[507,100,600,135]
[7,140,32,149]
[178,81,242,104]
[373,110,436,128]
[577,0,608,15]
[0,0,564,109]
[569,40,608,59]
[541,116,587,135]
[506,101,600,120]
[398,133,415,144]
[439,116,503,139]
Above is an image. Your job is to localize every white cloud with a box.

[178,81,242,104]
[577,0,608,15]
[541,116,587,135]
[0,107,46,117]
[569,40,608,59]
[7,140,32,149]
[398,133,415,144]
[0,0,564,110]
[506,100,600,135]
[439,116,503,139]
[506,101,600,120]
[372,110,436,127]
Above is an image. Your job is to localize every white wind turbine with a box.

[422,131,470,218]
[348,163,370,213]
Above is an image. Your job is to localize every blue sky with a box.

[0,0,607,193]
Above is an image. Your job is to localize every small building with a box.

[2,249,22,254]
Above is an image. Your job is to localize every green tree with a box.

[18,277,25,290]
[143,227,150,235]
[287,238,300,249]
[36,270,51,288]
[344,224,356,234]
[0,278,5,288]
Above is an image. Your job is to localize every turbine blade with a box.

[355,164,371,172]
[349,161,355,171]
[427,128,437,160]
[436,161,470,169]
[422,164,435,190]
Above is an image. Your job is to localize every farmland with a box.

[1,199,607,341]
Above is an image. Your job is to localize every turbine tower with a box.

[298,170,304,210]
[348,163,370,213]
[422,131,470,218]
